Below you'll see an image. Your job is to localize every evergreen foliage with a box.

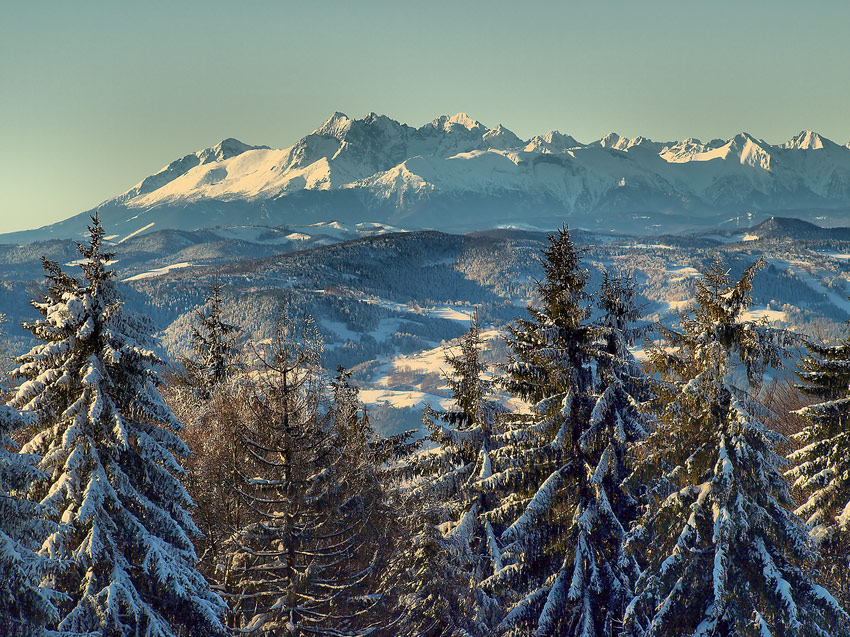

[625,257,847,636]
[229,313,385,635]
[788,323,850,608]
[486,227,648,636]
[377,499,477,637]
[10,215,227,636]
[327,366,398,635]
[180,279,241,396]
[0,402,59,636]
[392,312,506,635]
[5,215,850,634]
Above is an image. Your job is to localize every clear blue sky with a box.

[2,0,849,233]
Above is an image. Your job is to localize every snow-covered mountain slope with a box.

[6,112,850,244]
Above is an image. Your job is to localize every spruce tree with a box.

[377,503,475,637]
[624,257,847,636]
[391,312,506,635]
[10,215,227,636]
[229,314,379,635]
[0,314,57,635]
[181,280,241,397]
[787,325,850,607]
[485,226,640,636]
[563,272,649,636]
[0,403,59,636]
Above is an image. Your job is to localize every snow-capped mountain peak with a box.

[660,138,710,162]
[119,137,270,201]
[483,124,524,150]
[724,133,773,169]
[446,112,485,130]
[202,137,265,162]
[596,132,626,149]
[525,130,582,153]
[429,112,487,134]
[594,133,662,152]
[9,112,850,245]
[315,111,353,138]
[782,130,833,150]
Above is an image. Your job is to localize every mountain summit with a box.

[5,113,850,243]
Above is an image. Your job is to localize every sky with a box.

[2,0,849,233]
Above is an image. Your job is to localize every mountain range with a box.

[5,113,850,244]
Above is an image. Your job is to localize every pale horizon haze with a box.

[2,0,849,233]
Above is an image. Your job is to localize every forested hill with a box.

[2,222,849,368]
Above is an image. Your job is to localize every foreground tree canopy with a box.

[9,216,227,636]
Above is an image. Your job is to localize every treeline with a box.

[1,216,850,636]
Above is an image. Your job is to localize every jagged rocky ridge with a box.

[6,113,850,243]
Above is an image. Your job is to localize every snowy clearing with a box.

[741,307,787,323]
[118,222,155,243]
[123,262,194,281]
[358,388,454,410]
[665,266,701,282]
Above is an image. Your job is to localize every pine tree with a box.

[0,402,59,636]
[787,324,850,607]
[624,257,848,636]
[10,214,227,636]
[229,313,379,635]
[485,225,632,636]
[181,279,241,397]
[562,272,649,636]
[390,312,506,635]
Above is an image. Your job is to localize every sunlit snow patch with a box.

[358,389,454,410]
[118,222,155,244]
[123,262,193,282]
[741,307,787,323]
[65,258,118,267]
[665,266,700,282]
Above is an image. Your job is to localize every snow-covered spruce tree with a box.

[180,279,241,397]
[0,314,56,635]
[377,504,474,637]
[787,325,850,608]
[485,226,645,636]
[623,257,847,636]
[10,215,228,636]
[230,314,379,635]
[388,312,506,635]
[565,272,651,635]
[0,402,59,636]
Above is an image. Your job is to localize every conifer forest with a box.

[3,214,850,637]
